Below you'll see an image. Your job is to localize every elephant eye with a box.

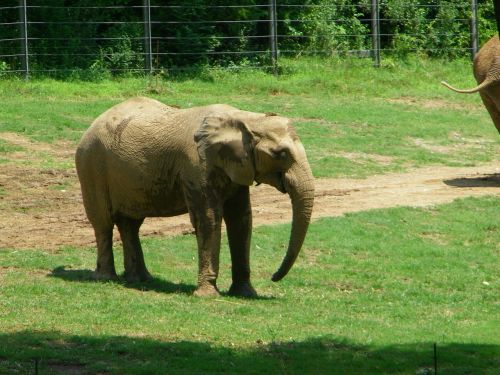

[271,148,288,160]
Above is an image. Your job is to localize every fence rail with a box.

[0,1,489,78]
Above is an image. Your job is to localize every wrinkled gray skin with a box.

[76,97,314,297]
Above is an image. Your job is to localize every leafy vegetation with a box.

[0,1,497,76]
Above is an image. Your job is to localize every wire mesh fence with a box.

[0,1,494,78]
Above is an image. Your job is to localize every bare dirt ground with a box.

[0,132,498,250]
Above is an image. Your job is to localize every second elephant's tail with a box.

[441,55,500,94]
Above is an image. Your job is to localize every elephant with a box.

[75,97,314,297]
[441,1,500,134]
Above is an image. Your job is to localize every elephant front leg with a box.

[188,204,223,297]
[224,186,257,298]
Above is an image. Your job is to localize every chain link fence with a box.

[0,1,493,79]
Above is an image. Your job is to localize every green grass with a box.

[0,57,498,178]
[0,197,499,374]
[0,139,22,163]
[1,58,499,374]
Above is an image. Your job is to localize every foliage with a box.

[355,0,493,59]
[280,0,370,55]
[0,61,9,77]
[0,1,497,76]
[478,0,497,44]
[98,35,144,75]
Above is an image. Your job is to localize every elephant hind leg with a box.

[480,89,500,133]
[116,216,152,282]
[79,178,117,280]
[94,227,118,280]
[87,202,116,280]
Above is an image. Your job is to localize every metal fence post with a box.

[19,0,29,79]
[371,0,381,67]
[269,0,278,74]
[470,0,479,60]
[143,0,153,73]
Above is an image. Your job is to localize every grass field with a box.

[1,57,499,178]
[0,197,498,374]
[0,58,499,374]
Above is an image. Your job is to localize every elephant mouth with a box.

[255,172,287,193]
[276,172,287,193]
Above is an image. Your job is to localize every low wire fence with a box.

[0,1,495,78]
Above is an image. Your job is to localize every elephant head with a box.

[195,112,315,281]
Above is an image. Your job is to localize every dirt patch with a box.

[0,132,74,160]
[410,134,498,155]
[386,97,482,111]
[0,134,498,250]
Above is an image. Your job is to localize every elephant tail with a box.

[441,55,500,94]
[441,79,495,94]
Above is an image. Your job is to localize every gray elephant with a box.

[75,97,314,297]
[441,2,500,134]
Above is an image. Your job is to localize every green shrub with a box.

[0,61,9,78]
[0,0,497,76]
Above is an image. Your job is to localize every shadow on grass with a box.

[0,331,498,375]
[48,266,274,300]
[444,173,500,188]
[49,266,196,295]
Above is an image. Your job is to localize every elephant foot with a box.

[93,269,118,281]
[228,282,257,298]
[193,284,220,297]
[124,269,153,283]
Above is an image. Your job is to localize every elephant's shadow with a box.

[444,173,500,188]
[48,266,275,300]
[49,266,196,295]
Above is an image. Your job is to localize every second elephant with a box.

[441,35,500,134]
[75,97,315,297]
[441,0,500,134]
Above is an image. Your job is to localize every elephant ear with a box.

[194,115,256,186]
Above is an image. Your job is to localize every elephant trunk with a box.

[271,159,315,282]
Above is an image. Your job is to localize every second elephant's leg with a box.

[480,90,500,133]
[116,216,152,282]
[224,186,257,298]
